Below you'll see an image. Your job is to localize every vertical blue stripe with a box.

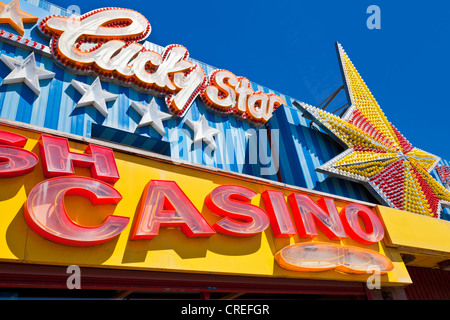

[15,85,33,123]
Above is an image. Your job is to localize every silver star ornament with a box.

[130,98,172,136]
[70,77,118,117]
[0,52,55,95]
[185,115,220,151]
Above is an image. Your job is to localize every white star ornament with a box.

[70,77,118,117]
[130,98,172,136]
[185,115,220,151]
[1,52,55,95]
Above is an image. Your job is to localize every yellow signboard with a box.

[376,205,450,268]
[0,123,411,285]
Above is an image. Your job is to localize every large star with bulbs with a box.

[0,0,38,36]
[436,165,450,189]
[296,43,450,218]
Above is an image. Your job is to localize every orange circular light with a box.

[275,242,394,274]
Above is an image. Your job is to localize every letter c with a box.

[24,176,129,246]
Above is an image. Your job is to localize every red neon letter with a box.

[39,135,119,183]
[0,130,38,178]
[131,180,215,240]
[24,176,129,247]
[287,193,346,240]
[261,190,296,237]
[339,203,384,245]
[205,185,270,237]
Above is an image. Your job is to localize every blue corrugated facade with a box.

[0,0,449,220]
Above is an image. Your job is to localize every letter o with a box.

[339,203,384,245]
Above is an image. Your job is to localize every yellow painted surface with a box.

[0,124,411,285]
[376,205,450,255]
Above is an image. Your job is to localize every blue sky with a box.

[50,0,450,160]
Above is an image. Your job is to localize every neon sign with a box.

[0,128,385,245]
[131,180,216,240]
[24,176,128,247]
[0,130,38,177]
[0,127,393,274]
[200,69,286,123]
[38,7,285,124]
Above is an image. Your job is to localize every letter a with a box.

[366,5,381,29]
[131,180,215,239]
[66,265,81,289]
[366,266,381,290]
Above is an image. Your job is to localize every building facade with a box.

[0,0,448,300]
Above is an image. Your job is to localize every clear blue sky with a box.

[50,0,450,161]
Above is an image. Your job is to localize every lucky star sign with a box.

[297,43,450,218]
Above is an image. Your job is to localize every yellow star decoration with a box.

[297,43,450,218]
[0,0,38,36]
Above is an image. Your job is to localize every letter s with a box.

[0,130,38,178]
[205,185,269,237]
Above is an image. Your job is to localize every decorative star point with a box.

[0,0,38,35]
[185,115,220,151]
[130,98,172,136]
[296,42,450,218]
[0,52,55,95]
[70,77,118,117]
[436,165,450,189]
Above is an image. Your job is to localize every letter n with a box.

[131,180,216,239]
[287,193,346,240]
